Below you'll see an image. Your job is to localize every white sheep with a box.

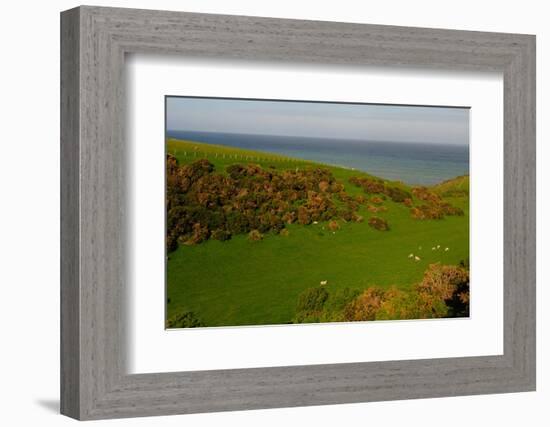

[408,253,414,258]
[437,245,441,249]
[415,256,421,261]
[445,247,449,251]
[320,280,328,285]
[432,247,436,250]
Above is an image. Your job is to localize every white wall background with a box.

[0,0,546,425]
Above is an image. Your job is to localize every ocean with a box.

[166,130,469,186]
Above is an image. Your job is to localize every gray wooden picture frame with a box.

[60,5,536,421]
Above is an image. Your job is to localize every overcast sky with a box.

[166,97,469,145]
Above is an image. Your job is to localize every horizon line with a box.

[166,129,470,147]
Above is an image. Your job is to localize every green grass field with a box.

[166,138,469,327]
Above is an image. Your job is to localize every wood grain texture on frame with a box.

[60,5,536,420]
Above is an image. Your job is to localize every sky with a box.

[166,97,470,145]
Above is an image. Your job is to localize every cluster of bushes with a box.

[349,176,411,202]
[349,176,385,194]
[293,263,469,323]
[411,186,442,204]
[167,156,363,251]
[409,187,464,220]
[167,263,469,328]
[294,286,361,323]
[349,175,464,221]
[410,204,463,220]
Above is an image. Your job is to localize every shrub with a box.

[225,211,248,234]
[410,207,422,219]
[349,176,385,194]
[366,205,388,213]
[368,216,389,231]
[211,228,231,241]
[318,180,330,192]
[226,163,248,179]
[166,311,204,328]
[343,264,469,321]
[345,199,360,211]
[318,288,360,322]
[292,263,470,324]
[407,186,464,220]
[352,213,364,223]
[320,206,339,221]
[385,185,411,203]
[282,211,296,224]
[296,286,329,313]
[166,233,179,252]
[410,205,444,220]
[375,287,422,320]
[183,223,210,245]
[440,203,464,216]
[248,229,263,241]
[370,196,384,205]
[415,263,469,318]
[355,195,368,204]
[166,157,368,246]
[328,220,340,231]
[445,280,470,317]
[412,186,442,204]
[343,287,386,321]
[350,176,412,203]
[330,182,345,193]
[294,286,330,323]
[340,209,354,222]
[297,206,312,225]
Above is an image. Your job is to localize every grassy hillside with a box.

[166,139,469,327]
[432,175,469,197]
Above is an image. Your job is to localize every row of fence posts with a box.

[172,147,304,165]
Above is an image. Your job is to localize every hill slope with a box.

[432,175,469,196]
[166,138,470,327]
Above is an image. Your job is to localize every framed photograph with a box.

[164,95,471,330]
[61,6,536,420]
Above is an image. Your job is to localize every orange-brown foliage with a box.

[343,287,386,321]
[166,157,360,250]
[370,196,384,205]
[368,216,389,231]
[328,220,340,231]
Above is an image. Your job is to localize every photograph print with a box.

[165,97,470,329]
